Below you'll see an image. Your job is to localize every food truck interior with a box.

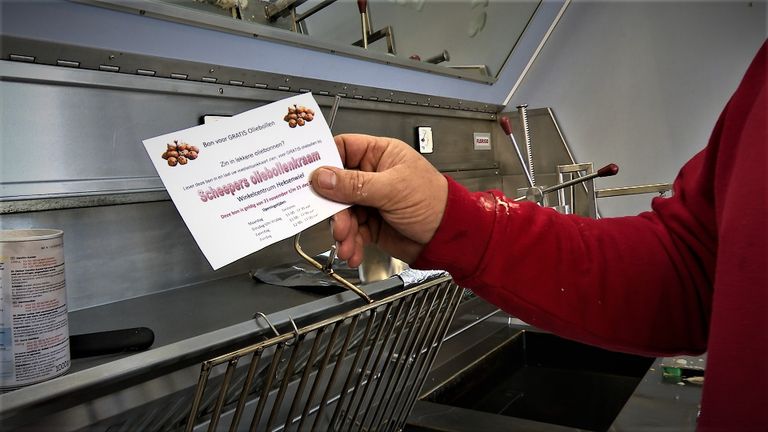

[1,1,764,431]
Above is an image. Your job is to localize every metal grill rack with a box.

[184,276,462,432]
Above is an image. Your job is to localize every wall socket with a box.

[415,126,434,154]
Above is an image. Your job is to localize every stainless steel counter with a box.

[611,357,703,431]
[0,273,405,430]
[67,273,328,372]
[406,297,703,432]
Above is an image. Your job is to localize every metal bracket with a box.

[291,95,373,304]
[294,233,372,303]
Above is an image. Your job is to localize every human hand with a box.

[310,134,448,267]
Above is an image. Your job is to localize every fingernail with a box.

[317,168,337,189]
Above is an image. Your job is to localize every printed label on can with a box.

[0,230,70,389]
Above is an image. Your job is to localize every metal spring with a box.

[517,104,536,186]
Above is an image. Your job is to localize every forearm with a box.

[414,177,713,356]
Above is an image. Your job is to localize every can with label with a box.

[0,229,70,389]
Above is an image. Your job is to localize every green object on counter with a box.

[662,366,683,383]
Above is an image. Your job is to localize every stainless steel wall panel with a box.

[1,37,502,113]
[1,60,505,311]
[1,59,499,201]
[450,175,502,194]
[0,0,568,105]
[333,108,499,174]
[0,201,335,310]
[1,80,263,199]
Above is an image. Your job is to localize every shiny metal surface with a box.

[78,0,495,83]
[0,201,336,311]
[408,400,581,432]
[265,0,309,21]
[1,51,500,202]
[183,276,460,432]
[496,108,593,215]
[535,162,598,217]
[610,357,703,431]
[358,245,408,285]
[408,297,702,432]
[597,183,673,198]
[509,127,535,188]
[516,104,536,186]
[0,191,170,214]
[0,275,408,430]
[1,36,502,113]
[2,0,573,105]
[293,233,372,303]
[1,51,502,310]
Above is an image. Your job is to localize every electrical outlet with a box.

[416,126,434,154]
[201,114,232,124]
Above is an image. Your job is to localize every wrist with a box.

[411,176,497,279]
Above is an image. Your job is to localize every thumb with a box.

[311,166,391,208]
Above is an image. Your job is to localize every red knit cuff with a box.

[412,176,497,280]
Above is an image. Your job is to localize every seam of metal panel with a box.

[0,56,501,118]
[0,59,295,101]
[0,191,171,214]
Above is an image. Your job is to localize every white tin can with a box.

[0,229,70,389]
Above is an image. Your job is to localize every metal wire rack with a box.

[184,276,461,432]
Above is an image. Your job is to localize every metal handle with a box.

[294,234,372,303]
[358,0,369,48]
[425,50,450,64]
[290,95,372,303]
[328,94,342,130]
[596,183,672,198]
[514,163,619,202]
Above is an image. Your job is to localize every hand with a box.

[310,134,448,267]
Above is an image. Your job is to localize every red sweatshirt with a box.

[414,41,767,430]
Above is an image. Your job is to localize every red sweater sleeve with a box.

[414,41,768,360]
[413,170,714,357]
[415,39,767,430]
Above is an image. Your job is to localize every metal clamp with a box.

[253,312,281,337]
[294,233,372,303]
[286,316,301,346]
[291,95,372,303]
[514,163,618,201]
[253,312,302,346]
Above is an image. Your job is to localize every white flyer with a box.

[143,93,348,270]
